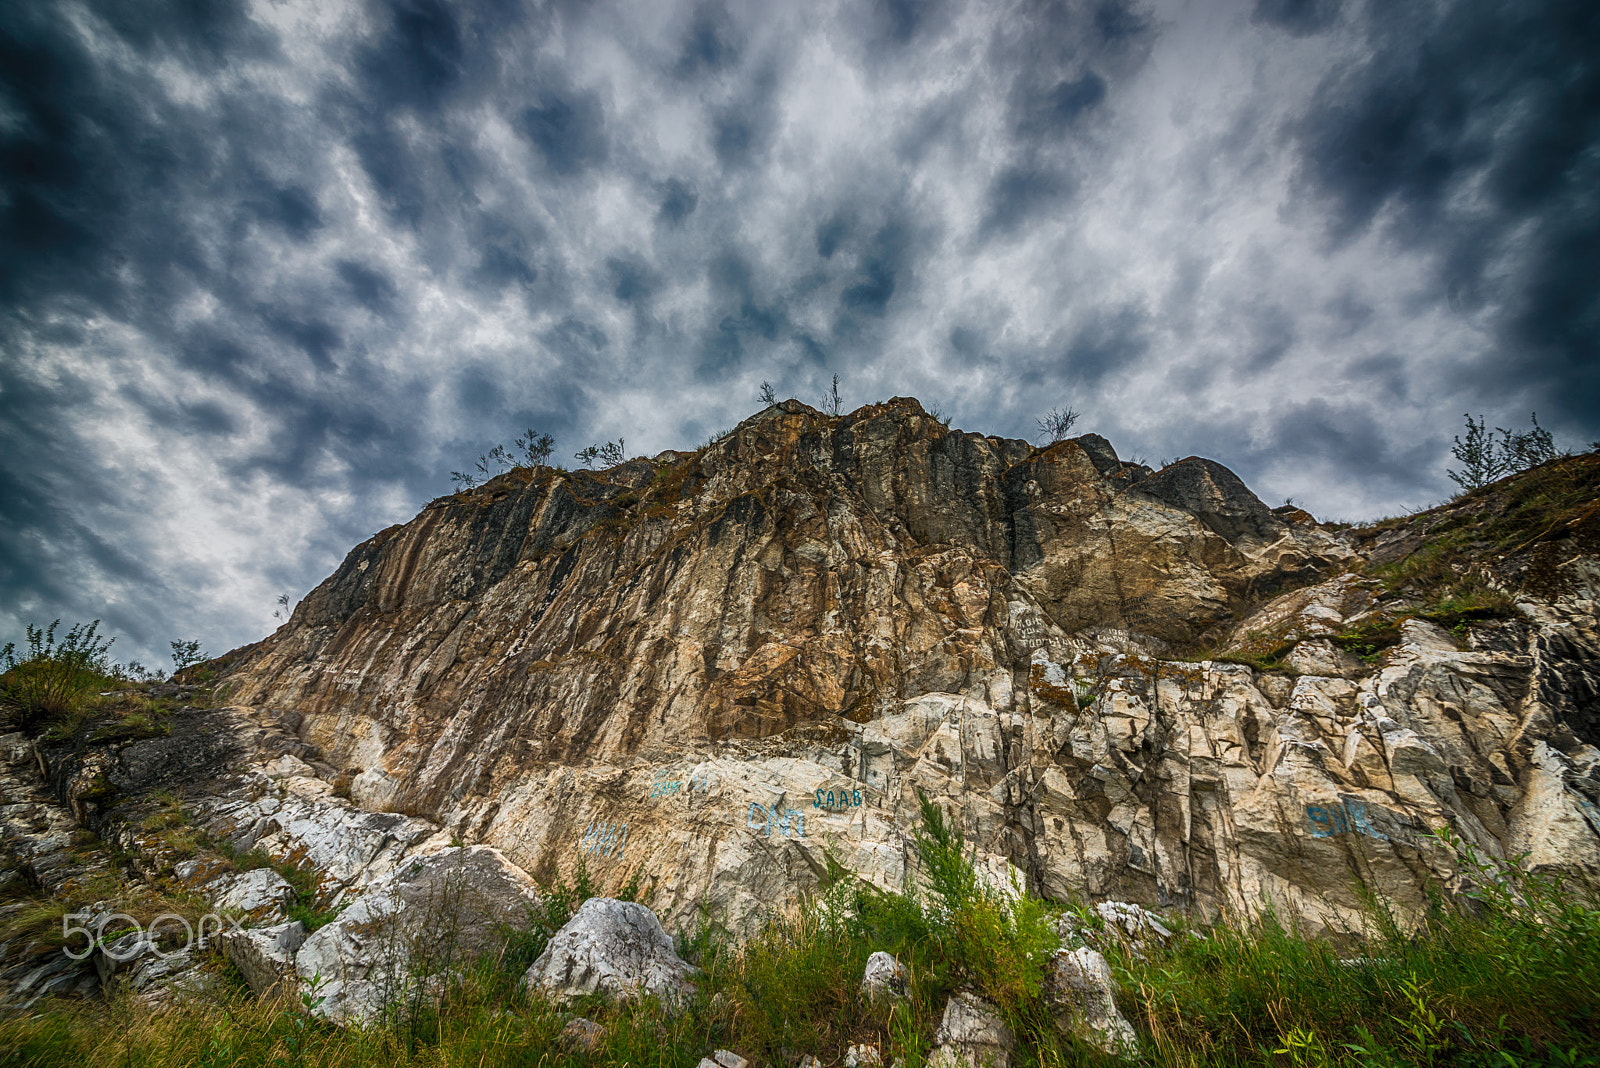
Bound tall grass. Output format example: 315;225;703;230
1126;834;1600;1068
3;820;1596;1068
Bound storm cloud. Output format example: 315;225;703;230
2;0;1595;664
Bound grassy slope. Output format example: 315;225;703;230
4;813;1598;1068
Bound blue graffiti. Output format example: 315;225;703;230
747;802;805;839
579;818;628;859
814;787;863;810
650;773;711;800
1305;801;1387;841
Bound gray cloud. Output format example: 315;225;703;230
1;0;1595;665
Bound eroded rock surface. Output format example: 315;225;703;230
5;403;1598;1015
523;896;697;1007
1047;947;1137;1057
293;845;541;1022
931;991;1018;1068
187;403;1600;935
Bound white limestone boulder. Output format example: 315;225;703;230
1046;947;1137;1057
292;845;540;1023
522;897;697;1007
222;920;307;999
929;991;1017;1068
861;950;909;1002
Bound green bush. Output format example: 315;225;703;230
1;619;115;731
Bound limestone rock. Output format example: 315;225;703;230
1058;901;1175;959
862;949;909;1002
293;845;540;1022
222;921;306;1000
9;407;1589;989
558;1017;606;1054
1047;947;1137;1057
932;991;1017;1068
845;1045;883;1068
206;867;296;922
523;897;697;1007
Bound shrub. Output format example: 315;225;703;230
1449;412;1559;493
822;373;844;416
169;639;207;673
1036;406;1080;444
907;790;1056;1013
1;619;115;731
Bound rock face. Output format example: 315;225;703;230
189;402;1600;935
8;400;1597;1005
522;897;697;1006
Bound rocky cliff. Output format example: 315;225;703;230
9;397;1597;982
157;396;1592;935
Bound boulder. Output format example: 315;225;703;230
207;867;296;922
861;950;909;1002
698;1052;749;1068
1046;947;1137;1057
844;1045;883;1068
293;845;541;1022
523;897;697;1007
222;920;306;999
930;991;1016;1068
558;1017;606;1054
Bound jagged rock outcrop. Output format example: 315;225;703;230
7;401;1598;1004
194;398;1408;930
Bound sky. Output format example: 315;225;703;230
2;0;1596;668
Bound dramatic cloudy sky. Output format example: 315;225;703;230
2;0;1596;666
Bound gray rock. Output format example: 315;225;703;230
1046;947;1137;1057
523;897;697;1008
861;950;909;1002
932;991;1016;1068
711;1051;749;1068
295;845;541;1023
844;1045;883;1068
1058;901;1175;960
207;867;296;922
558;1016;606;1054
222;920;306;999
1131;456;1287;545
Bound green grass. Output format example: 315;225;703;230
1124;837;1600;1067
4;810;1597;1068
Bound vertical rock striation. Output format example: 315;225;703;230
194;399;1599;934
